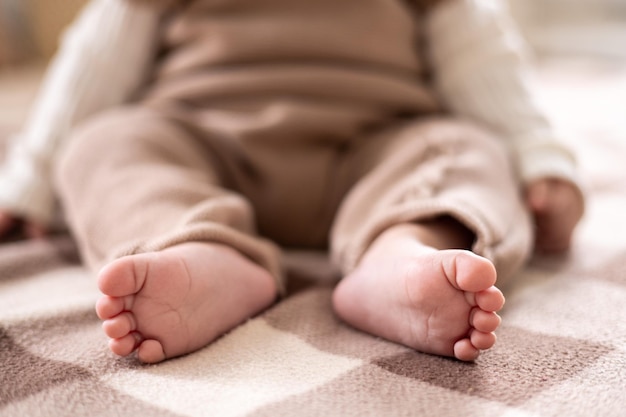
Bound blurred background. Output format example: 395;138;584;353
509;0;626;60
0;0;86;65
0;0;625;65
0;0;86;137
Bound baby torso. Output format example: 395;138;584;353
142;0;442;141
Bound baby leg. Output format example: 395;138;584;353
330;118;533;360
56;107;282;362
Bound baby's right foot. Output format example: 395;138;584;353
333;226;505;361
95;242;277;363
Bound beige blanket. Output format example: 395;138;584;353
1;58;625;416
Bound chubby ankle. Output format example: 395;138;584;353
374;217;475;252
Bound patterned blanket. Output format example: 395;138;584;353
1;59;625;417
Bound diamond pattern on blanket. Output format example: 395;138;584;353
4;309;125;373
0;324;185;417
520;349;626;417
252;361;518;417
502;273;626;347
373;326;613;406
100;319;363;417
0;380;186;417
0;326;91;406
0;265;98;325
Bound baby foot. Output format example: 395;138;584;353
333;232;504;361
95;242;277;363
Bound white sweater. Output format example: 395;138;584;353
0;0;578;226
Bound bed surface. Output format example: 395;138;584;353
1;57;625;417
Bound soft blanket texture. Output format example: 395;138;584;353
1;58;625;416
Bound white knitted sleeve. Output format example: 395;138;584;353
425;0;579;186
0;0;161;225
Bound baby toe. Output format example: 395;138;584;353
109;332;142;357
102;312;137;339
475;286;505;312
98;256;148;296
452;251;497;292
453;338;480;361
470;330;497;350
95;295;127;320
137;339;167;364
470;308;501;333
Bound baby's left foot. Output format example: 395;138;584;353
332;227;504;361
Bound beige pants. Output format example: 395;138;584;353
55;106;533;293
